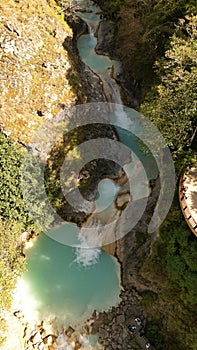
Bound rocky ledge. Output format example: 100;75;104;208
93;2;141;109
92;289;150;350
62;7;106;103
0;0;77;144
9;286;154;350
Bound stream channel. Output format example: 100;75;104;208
14;0;158;348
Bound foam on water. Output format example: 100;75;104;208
73;178;120;265
54;334;72;350
54;333;102;350
74;236;101;267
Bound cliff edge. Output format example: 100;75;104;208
0;0;77;144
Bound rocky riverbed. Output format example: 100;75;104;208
7;285;148;350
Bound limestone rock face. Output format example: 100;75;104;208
116;179;160;289
95;20;116;57
0;0;76;143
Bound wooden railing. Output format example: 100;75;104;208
179;174;197;237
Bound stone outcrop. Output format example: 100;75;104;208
91;289;148;350
95;20;116;57
62;8;106;103
9;288;149;350
0;0;76;144
9;314;102;350
116;179;160;289
93;1;141;109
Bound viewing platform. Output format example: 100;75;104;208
179;164;197;237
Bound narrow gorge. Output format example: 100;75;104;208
1;1;159;349
1;1;196;350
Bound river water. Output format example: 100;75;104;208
15;229;120;328
14;0;158;348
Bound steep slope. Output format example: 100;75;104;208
0;0;76;143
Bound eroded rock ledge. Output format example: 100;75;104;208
62;8;106;103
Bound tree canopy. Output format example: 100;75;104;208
0;220;25;311
141;15;197;171
0;134;28;225
97;0;196;89
0;135;33;313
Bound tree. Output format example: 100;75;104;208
141;15;197;170
0;134;28;225
146;199;197;350
0;133;48;231
155;199;197;306
0;220;25;311
114;0;196;89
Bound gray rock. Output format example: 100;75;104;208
113;61;125;83
117;314;125;324
95;21;116;57
99;327;108;338
108;314;114;322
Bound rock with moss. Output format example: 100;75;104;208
0;0;76;143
